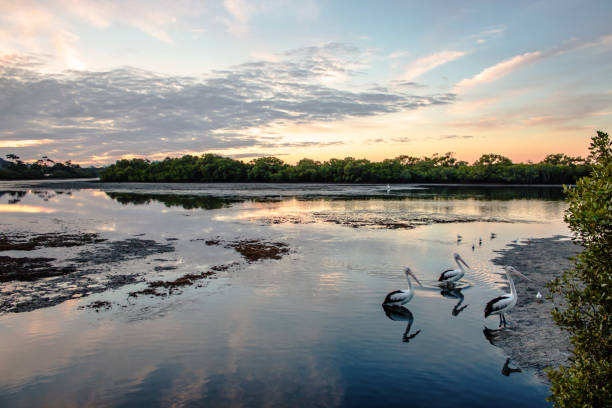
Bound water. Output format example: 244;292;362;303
0;182;568;407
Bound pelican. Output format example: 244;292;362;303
382;305;421;342
438;253;471;286
484;266;531;327
382;267;422;307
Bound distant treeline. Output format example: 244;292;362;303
0;154;100;180
100;152;590;184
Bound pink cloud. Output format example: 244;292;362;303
402;50;466;80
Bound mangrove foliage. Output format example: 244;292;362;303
0;155;100;180
547;131;612;407
100;151;590;184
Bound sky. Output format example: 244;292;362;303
1;0;611;166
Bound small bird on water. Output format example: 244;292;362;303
536;291;543;301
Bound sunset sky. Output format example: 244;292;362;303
1;0;611;165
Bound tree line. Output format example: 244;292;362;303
0;154;100;180
100;151;590;184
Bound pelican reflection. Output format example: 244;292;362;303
501;358;522;376
482;327;523;377
440;287;469;316
382;305;421;343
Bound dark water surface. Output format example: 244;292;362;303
0;182;568;407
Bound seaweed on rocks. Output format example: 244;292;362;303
78;300;112;312
0;256;76;282
129;263;238;298
204;239;290;263
0;236;175;313
0;232;106;251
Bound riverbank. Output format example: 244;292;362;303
489;235;582;381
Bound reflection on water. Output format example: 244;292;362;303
502;358;522;376
441;287;470;316
106;192;240;210
0;204;55;213
0;183;563;407
404;185;566;201
382;305;421;343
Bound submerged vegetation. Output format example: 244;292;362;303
101;151;590;184
0;154;100;179
547;131;612;406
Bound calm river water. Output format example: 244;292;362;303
0;182;569;407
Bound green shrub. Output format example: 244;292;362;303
547;131;612;407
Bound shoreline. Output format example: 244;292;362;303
489;235;582;381
1;178;569;188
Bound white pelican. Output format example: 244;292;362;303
382;305;421;342
382;267;422;307
438;253;471;286
484;266;530;327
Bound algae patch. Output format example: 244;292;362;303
204;238;290;263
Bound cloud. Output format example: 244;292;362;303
219;0;256;35
402;50;467;80
0;1;205;70
0;45;456;163
472;25;506;44
391;137;412;143
0;139;55;148
455;51;543;92
390;80;427;89
390;135;474;143
432;135;474;140
455;33;612;93
388;51;411;59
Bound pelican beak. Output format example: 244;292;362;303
513;270;531;281
459;256;471;269
505;266;531;281
406;268;423;286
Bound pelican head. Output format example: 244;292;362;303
453;253;471;269
404;267;423;286
503;266;531;281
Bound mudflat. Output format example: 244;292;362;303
487;236;582;381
